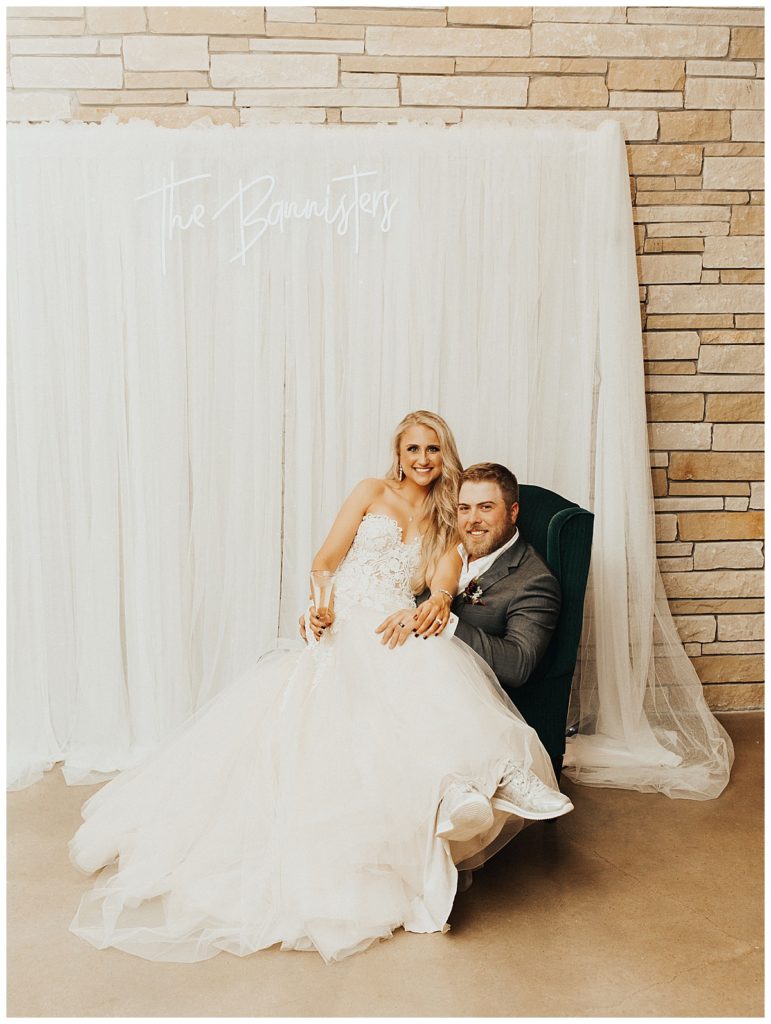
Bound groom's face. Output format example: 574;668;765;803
457;480;519;560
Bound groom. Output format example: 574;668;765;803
436;461;561;691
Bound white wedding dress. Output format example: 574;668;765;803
69;513;570;964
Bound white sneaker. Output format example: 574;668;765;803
436;782;494;842
490;762;574;821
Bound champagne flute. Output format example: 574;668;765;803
309;569;337;624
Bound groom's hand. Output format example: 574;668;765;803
412;593;452;638
375;608;418;649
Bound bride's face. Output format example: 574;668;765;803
398;425;443;489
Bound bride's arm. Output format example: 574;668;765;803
299;479;381;641
414;546;463;637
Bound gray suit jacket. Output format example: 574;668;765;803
422;536;561;691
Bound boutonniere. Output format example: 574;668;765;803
461;578;486;605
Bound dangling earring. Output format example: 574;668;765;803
398;464;404;481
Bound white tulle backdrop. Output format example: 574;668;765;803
8;118;733;798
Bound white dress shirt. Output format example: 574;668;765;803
443;529;519;638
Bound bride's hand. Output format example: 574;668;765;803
375;608;419;649
298;606;334;643
412;593;452;638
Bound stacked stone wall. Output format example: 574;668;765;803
7;7;764;709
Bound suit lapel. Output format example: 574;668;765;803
475;535;526;594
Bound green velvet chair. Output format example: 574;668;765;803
510;484;594;780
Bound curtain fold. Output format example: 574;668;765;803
7;117;733;798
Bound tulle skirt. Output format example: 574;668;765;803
68;606;563;964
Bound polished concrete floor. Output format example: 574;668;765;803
7;712;763;1017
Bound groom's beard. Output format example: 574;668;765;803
463;522;516;560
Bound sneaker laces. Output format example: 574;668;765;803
499;761;548;801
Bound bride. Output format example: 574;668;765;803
68;410;572;965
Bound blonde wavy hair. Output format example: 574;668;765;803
385;410;463;592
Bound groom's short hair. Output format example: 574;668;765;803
460;463;519;509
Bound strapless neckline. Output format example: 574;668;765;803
361;512;422;548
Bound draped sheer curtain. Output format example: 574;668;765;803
8;118;733;798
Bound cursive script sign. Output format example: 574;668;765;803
135;161;399;274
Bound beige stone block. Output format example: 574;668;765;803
695;543;765;570
749;482;764;509
662;568;764;598
340;56;454;73
651;467;668;497
319;8;446;26
402;74;528;106
365;27;530;56
340;72;398;89
608;58;684;90
10;55;122;88
725;497;751;511
637;190;749;206
705;393;764;422
660;239;706;252
455;57;559;72
559;58;608;73
670;597;764;614
703;682;764;710
209;37;250;52
669;451;763;481
6;90;73;121
669;482;750;496
532;24;729;58
646;223;729;238
657;541;694;555
643;332;700;360
267;23;364;39
73;104;239;126
647;285;763;314
610;91;683;109
627;144;703;175
700;270;720;284
240;106;326;123
249;38;364;53
99;38;122;55
647;314;734;329
648;372;762;393
77;88;187;104
682;642;702;655
685;77;763;108
125;71;209;88
703;236;764;269
10;36;98;54
732;109;764;141
730;26;764;59
7;17;85;35
628;7;765;26
123;35;209;71
637;176;677;191
650;452;669;467
702;640;763;654
713;423;765;451
698;345;764;374
721;270;764;284
678;512;764;541
460;108;658;139
658;556;694;571
211;54;337;88
655;514;678;541
693;654;763;682
448;8;532;27
647;392;705;420
705;141;764;155
674;615;717;643
703;156;764;190
266;8;315;23
186;90;234;107
342;106;461;123
735;314;764;327
688;59;756;77
730;205;764;235
528;76;608;107
675;176;703;188
645;360;696;375
649;423;712;450
237;86;399;107
634;204;729;223
658;110;731;141
145;7;264;34
637;256;702;284
83;7;145;33
534;7;626;22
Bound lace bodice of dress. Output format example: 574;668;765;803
333;514;421;619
